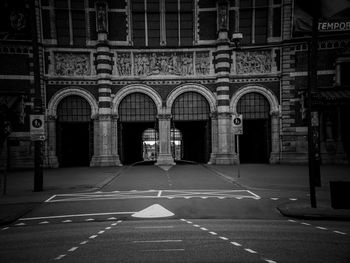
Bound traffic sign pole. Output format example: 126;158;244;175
232;115;243;178
30;1;44;192
236;134;240;178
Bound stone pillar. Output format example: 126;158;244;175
90;1;121;166
212;2;234;164
269;111;280;163
208;112;218;164
45;115;58;168
156;114;175;166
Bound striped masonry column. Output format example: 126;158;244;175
90;24;121;166
213;31;234;164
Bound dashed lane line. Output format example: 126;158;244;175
53;219;122;261
180;219;278;263
133;240;182;243
288;219;348;235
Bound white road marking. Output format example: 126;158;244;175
105;227;111;230
133;240;182;243
132;204;174;218
230;242;242;247
54;221;122;261
54;255;66;260
181;219;277;263
193;224;200;227
135;226;174;229
20;212;134;221
39;221;49;224
270;198;279;200
141;249;185;252
1;227;9;231
85;218;94;222
245;248;257;254
316;226;327;230
62;220;72;223
15;223;26;226
334;231;347;235
47;189;261;202
107;217;117;220
301;222;311;226
288;219;296;223
246;190;261;199
45;195;56;202
200;227;208;231
289;198;297;201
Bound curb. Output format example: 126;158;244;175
277;202;350;221
0;202;40;226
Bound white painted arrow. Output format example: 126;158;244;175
132;204;174;218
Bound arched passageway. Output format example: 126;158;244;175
118;92;158;164
56;95;93;167
237;92;271;163
171;91;211;163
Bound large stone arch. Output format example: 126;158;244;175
230;85;281;164
47;87;98;118
45;87;98;168
230;85;279;115
112;84;163;115
166;83;216;114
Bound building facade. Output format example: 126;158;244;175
1;0;349;169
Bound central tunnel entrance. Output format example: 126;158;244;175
118;93;158;164
171;91;211;163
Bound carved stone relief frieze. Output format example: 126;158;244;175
116;52;131;76
236;51;272;75
115;51;212;77
133;52;194;76
195;51;211;75
54;53;91;76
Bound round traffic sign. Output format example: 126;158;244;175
233;117;241;126
32;119;43;128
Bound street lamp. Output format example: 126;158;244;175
231;33;243;50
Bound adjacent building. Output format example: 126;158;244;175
1;0;349;169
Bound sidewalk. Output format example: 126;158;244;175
0;166;123;225
206;164;350;220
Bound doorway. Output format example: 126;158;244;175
237;92;271;163
171;92;211;163
56;95;93;167
118;92;158;164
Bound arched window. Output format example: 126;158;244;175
237;92;270;119
172;91;210;121
57;95;91;122
119;93;157;122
